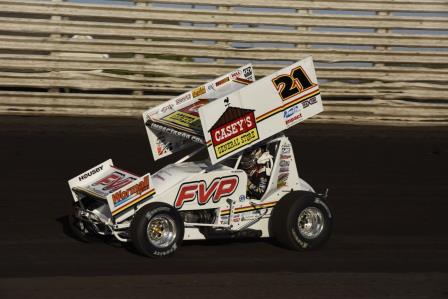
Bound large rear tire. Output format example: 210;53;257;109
130;203;184;257
270;191;333;250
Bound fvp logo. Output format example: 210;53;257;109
174;176;239;208
92;171;134;192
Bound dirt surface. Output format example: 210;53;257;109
0;116;447;298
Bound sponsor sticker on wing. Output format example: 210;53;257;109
159;100;208;131
283;104;302;126
87;170;137;197
111;175;150;207
209;106;259;158
107;174;155;217
192;85;206;98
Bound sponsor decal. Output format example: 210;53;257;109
286;113;302;125
174;176;239;208
112;175;150;207
89;171;136;197
255;89;320;123
241;210;259;221
277;172;289;188
239;195;246;202
175;93;192;105
230;70;242;80
283;105;299;118
209;106;259;159
215;76;230;87
164;112;201;130
150;122;204;144
78;165;103;181
292;228;308;248
302;96;317;109
192;85;206;98
111;186;155;218
280;160;290;167
182;100;205;115
155;136;172;156
160;103;174;114
233;77;252;85
161;100;207;131
233;214;241;223
207;83;215;92
243;66;252;78
272;66;315;101
283;104;302;125
220;215;229;225
277;146;291;187
279;167;290;173
281;144;291;154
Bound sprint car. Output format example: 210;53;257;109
68;57;333;257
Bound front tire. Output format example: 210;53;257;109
130;203;184;257
270;191;333;250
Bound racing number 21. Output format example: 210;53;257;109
272;67;315;101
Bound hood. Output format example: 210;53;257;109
151;161;210;195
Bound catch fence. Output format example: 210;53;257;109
0;0;447;124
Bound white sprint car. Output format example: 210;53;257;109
68;57;333;257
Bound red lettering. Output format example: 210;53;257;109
174;183;198;208
211;112;256;145
175;176;239;208
93;173;122;186
92;171;135;193
103;178;134;192
214;177;238;202
197;180;219;204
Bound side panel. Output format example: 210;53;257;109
267;137;301;195
199;56;323;164
169;170;247;212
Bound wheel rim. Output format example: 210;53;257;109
146;214;177;248
297;207;325;239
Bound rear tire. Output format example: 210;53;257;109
130;203;184;257
270;191;332;250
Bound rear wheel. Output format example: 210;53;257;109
270;191;332;250
130;203;184;257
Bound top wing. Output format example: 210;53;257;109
143;64;255;160
199;56;323;164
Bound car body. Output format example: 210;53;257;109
68;57;333;257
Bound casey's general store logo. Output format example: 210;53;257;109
209;104;259;158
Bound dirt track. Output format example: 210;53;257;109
0;116;447;298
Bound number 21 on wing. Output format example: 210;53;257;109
272;67;315;101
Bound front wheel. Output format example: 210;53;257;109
270;191;333;250
130;203;184;257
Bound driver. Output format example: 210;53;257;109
240;146;273;199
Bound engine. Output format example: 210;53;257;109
180;209;216;224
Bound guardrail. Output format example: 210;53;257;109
0;0;447;124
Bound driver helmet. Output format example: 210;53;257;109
240;147;263;171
